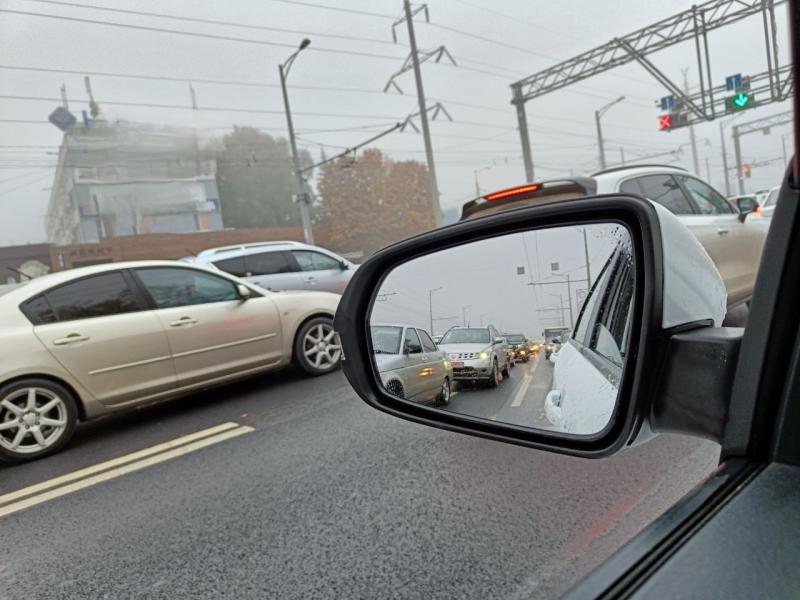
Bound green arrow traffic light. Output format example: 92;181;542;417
728;91;753;111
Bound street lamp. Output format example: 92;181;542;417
279;38;314;245
473;165;491;196
594;96;625;170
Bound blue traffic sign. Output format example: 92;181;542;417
725;73;742;91
660;95;675;111
48;106;77;131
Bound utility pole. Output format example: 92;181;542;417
682;68;700;175
732;124;745;195
581;228;592;286
60;84;68;110
462;304;472;326
512;84;534;182
782;133;789;166
279;39;314;245
706;157;712;183
429;286;443;336
619;147;625;166
401;0;442;226
719;121;731;196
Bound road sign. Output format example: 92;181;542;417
660;95;675;111
659;114;673;130
725;73;742;91
48;106;77;131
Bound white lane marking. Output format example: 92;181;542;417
511;374;532;407
0;423;252;518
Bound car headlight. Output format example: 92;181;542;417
478;351;490;359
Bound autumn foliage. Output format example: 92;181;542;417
318;149;436;257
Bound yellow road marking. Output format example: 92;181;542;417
0;422;253;518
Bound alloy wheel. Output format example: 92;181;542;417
303;322;342;370
0;387;68;455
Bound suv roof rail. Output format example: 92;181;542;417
590;163;688;177
198;240;303;256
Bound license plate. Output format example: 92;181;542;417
452;361;464;368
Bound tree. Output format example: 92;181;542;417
318;149;435;256
214;126;312;229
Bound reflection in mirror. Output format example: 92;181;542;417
369;223;634;436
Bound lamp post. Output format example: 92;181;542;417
279;38;314;244
473;166;491;196
594;96;625;170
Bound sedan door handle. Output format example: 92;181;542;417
717;227;729;235
169;316;198;327
53;333;90;345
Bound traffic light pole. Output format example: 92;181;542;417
719;121;732;196
732;124;745;195
512;84;534;182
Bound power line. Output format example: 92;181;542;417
266;0;396;19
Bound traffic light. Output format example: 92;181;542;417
658;114;673;130
727;91;754;112
742;164;752;178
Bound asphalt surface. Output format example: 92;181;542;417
445;353;554;429
0;363;719;599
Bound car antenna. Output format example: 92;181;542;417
184;248;197;257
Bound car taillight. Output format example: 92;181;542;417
485;183;541;202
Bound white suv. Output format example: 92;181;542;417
461;165;769;309
187;241;357;294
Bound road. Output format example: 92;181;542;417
0;365;719;599
444;353;554;429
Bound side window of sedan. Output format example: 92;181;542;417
136;268;239;308
404;328;423;354
43;272;142;322
417;329;438;353
678;176;734;214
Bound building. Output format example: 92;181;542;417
0;243;52;285
45;118;222;244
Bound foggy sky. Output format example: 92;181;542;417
0;0;794;245
371;223;622;338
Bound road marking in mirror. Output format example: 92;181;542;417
0;421;254;519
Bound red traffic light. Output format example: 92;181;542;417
658;114;673;130
742;164;752;178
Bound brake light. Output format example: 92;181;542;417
485;183;541;202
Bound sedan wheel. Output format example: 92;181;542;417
0;379;77;463
437;378;451;406
294;317;342;376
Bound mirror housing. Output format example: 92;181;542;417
494;337;504;344
334;195;730;458
236;283;252;299
736;196;759;222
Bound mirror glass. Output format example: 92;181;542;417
368;223;634;436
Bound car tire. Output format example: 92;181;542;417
487;360;499;389
501;361;510;379
0;378;78;464
385;379;404;399
436;377;451;406
294;316;341;376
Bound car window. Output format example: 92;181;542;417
678;176;734;214
622;175;695;215
245;251;293;276
136;268;239;308
505;334;526;344
588;247;634;368
403;328;423;354
212;255;247;277
20;294;58;325
44;272;141;322
573;258;615;346
370;325;402;354
764;188;780;208
417;329;438;352
292;250;342;272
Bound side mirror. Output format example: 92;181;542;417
236;283;252;299
339;261;349;271
736;196;759;222
334;195;730;458
494;337;504;345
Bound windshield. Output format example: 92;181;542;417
370;325;402;354
764;188;780;208
505;334;526;343
440;328;491;344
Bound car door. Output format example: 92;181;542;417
243;250;304;292
417;328;444;400
30;270;176;406
290;249;350;294
133;266;283;387
402;327;426;400
676;174;766;305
